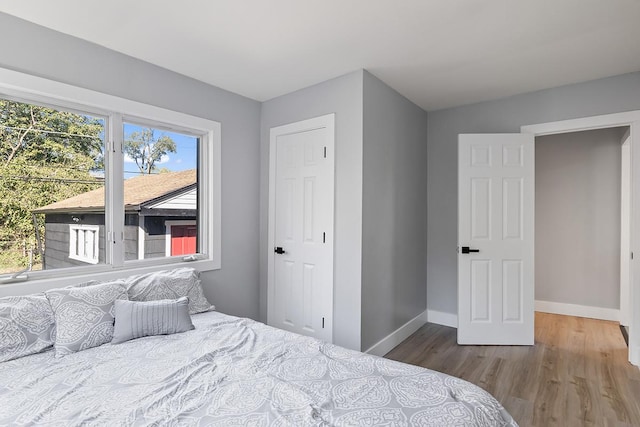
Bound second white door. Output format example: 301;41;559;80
268;114;335;343
458;133;535;345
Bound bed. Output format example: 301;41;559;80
0;308;517;426
1;269;517;426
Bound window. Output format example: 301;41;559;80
122;123;200;262
0;98;106;273
0;67;221;282
69;225;100;264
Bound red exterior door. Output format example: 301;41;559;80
171;225;197;256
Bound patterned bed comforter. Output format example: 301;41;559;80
0;311;517;426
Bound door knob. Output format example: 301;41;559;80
461;246;480;254
274;247;286;254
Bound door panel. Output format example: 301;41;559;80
171;225;197;256
471;178;491;239
471;259;491;322
503;178;523;239
458;134;534;345
502;260;523;322
268;115;334;343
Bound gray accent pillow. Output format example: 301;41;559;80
124;267;213;314
45;281;128;357
111;297;194;344
0;294;55;362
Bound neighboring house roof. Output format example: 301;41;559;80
34;169;197;214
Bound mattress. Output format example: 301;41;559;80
0;310;517;426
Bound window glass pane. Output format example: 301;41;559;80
0;98;105;274
122;123;198;261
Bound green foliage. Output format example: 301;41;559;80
0;101;103;166
0;99;104;272
124;128;176;174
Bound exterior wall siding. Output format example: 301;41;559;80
147;188;197;210
42;222;106;270
41;213;196;268
145;235;167;259
124;225;138;261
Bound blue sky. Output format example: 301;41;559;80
123;123;198;179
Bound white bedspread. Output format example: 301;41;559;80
0;311;517;426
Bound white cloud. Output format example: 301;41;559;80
123;153;169;164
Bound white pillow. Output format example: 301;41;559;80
123;268;213;314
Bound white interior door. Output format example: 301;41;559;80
267;114;335;343
458;133;535;345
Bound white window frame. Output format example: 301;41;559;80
69;224;100;264
0;67;221;287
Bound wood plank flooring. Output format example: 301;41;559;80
384;312;640;427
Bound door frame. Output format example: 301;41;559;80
621;132;631;328
522;110;640;367
267;113;336;340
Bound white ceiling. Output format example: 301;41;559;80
1;0;639;111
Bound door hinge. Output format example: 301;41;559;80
324;147;327;158
632;252;634;260
323;232;326;243
322;317;325;329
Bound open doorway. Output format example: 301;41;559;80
456;113;639;365
522;112;640;367
535;126;630;332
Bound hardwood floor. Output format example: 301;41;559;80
384;312;640;427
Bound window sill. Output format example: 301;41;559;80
0;258;219;297
68;255;100;265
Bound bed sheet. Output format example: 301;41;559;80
0;310;517;426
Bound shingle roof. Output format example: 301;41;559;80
34;169;196;213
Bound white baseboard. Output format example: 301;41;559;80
365;302;618;356
426;309;458;328
418;302;618;328
535;300;619;322
365;310;428;357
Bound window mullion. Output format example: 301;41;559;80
107;113;125;267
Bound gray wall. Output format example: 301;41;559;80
260;71;364;350
0;13;262;320
537;127;625;309
361;71;428;350
427;71;640;315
